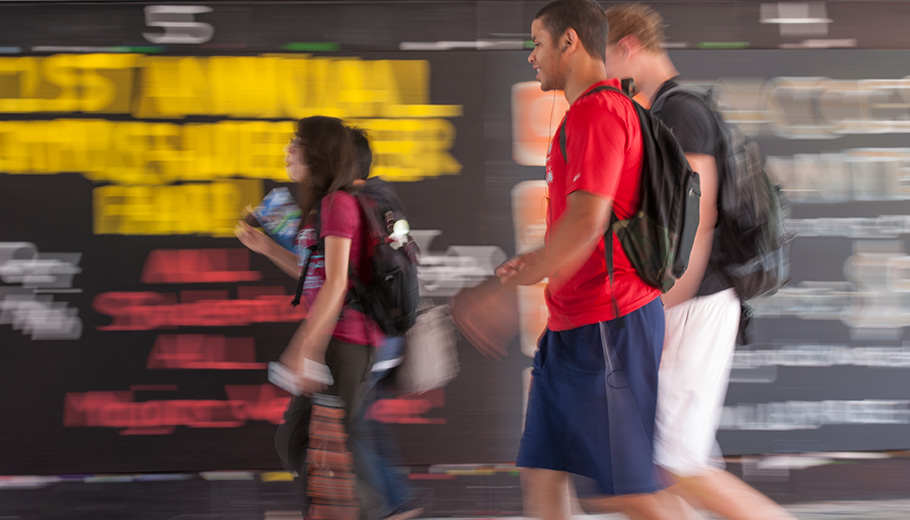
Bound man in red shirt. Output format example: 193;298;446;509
496;1;684;518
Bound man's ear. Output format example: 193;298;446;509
617;34;641;57
562;28;579;52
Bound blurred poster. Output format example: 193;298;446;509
1;2;908;475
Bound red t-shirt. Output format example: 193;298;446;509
544;79;661;331
296;190;384;346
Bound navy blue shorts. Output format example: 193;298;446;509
516;298;667;496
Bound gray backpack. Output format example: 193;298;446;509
653;84;794;300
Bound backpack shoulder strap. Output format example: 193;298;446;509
352;190;388;244
651;81;717;121
290;210;322;308
558;84;626;162
649;83;681;114
344;190;377;305
650;78;715;113
556;84;634;325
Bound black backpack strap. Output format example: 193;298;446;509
290;211;322;308
343;191;376;307
649;79;682;114
558;84;626;162
290;270;306;307
557;83;632;326
603;225;624;327
737;302;754;346
651;80;720;128
557;85;626;226
558;118;568;163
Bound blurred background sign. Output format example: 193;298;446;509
0;1;908;475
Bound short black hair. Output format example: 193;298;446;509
350;127;373;181
535;0;608;62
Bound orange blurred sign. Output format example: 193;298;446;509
511;81;649;167
511;180;550;357
511;82;569;166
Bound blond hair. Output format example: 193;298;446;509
605;3;666;52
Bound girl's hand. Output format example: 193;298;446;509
280;344;331;396
299;357;331;396
235;220;277;256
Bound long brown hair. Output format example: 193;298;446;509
293;116;357;220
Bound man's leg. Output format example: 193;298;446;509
355;337;420;518
556;302;691;520
669;470;797;520
581;491;701;520
658;289;794;519
521;468;571;520
515;329;574;520
574;300;693;520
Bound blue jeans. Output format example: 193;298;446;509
353;336;415;515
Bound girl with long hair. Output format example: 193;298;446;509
236;115;385;515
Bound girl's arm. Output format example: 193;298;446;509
280;234;351;395
235;220;300;279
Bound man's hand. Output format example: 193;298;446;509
450;277;519;360
495;250;545;287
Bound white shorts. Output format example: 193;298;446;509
655;288;740;477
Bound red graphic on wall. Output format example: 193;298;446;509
147;334;266;370
67;248;451;438
92;288;307;330
64;385;290;435
367;389;447;425
141;249;262;284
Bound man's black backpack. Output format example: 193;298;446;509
558;85;701;301
652;84;793;300
292;179;420;337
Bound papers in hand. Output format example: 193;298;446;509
246;188;302;252
268;361;334;396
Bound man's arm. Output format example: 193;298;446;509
661;152;718;308
496;190;611;286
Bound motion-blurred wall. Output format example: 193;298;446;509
1;1;908;475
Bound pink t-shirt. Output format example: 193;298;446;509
544;79;661;331
296;190;385;346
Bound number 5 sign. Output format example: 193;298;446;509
142;5;214;44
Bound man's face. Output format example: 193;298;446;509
603;43;629;80
528;18;564;91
